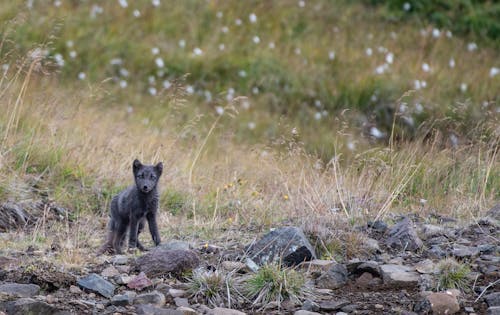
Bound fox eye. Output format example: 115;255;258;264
139;174;145;179
150;174;156;180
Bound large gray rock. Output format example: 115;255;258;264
452;244;480;258
385;217;423;251
380;264;420;287
318;299;350;311
487;307;500;315
77;273;115;298
135;249;200;277
246;227;316;266
315;263;348;289
4;298;59;315
0;283;40;298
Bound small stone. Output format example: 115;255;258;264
385;217;423;251
380;264;420;287
96;303;105;310
315;264;348;289
112;255;129;265
110;293;133;306
46;294;56;304
245;258;259;272
101;265;120;278
421;224;449;239
300;259;336;273
415;259;436;274
174;297;190;307
294;311;322;315
487;307;500;315
319;299;350;311
0;283;40;298
77;273;115;298
301;299;319;312
114;274;133;285
465;306;474;312
452;245;480;258
136;304;183;315
367;220;388;233
485;292;500;307
426;292;460;315
169;288;187;298
135;249;200;277
362;237;381;253
374;304;384;309
208;307;246;315
128;272;153;290
134;290;166;306
177;306;198;314
116;264;131;273
221;261;248;273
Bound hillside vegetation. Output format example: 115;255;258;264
0;0;498;257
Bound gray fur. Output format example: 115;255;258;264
98;159;163;254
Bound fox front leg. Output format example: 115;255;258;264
147;211;161;246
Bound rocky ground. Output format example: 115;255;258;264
0;204;499;315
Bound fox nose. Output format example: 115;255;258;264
143;185;148;190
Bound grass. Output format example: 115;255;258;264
244;264;309;308
436;258;471;292
0;1;498;266
187;268;239;308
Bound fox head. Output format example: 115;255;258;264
133;159;163;193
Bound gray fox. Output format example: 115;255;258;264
98;159;163;254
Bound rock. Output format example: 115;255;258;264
77;273;115;298
0;202;32;231
426;292;460;315
221;261;248;273
294;311;322;315
4;298;59;315
315;263;348;289
176;306;198;314
362;237;381;253
485;204;500;221
347;260;381;277
244;258;259;272
367;220;388;233
301;299;320;312
415;259;436;274
485;292;500;307
134;291;166;306
208;307;246;315
128;272;153;290
168;288;187;298
427;245;447;258
380;264;420;287
0;283;40;298
174;297;190;308
112;255;129;265
420;224;450;240
385;217;423;251
300;259;336;273
355;272;382;287
136;304;183;315
135;249;200;277
246;226;316;266
159;241;190;251
318;299;350;311
452;244;480;258
110;293;134;306
69;285;82;294
115;274;133;285
478;244;496;254
101;265;120;278
487;307;500;315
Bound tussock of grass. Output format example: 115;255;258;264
436;258;471;292
244;264;309;308
187;268;239;308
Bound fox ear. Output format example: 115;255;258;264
133;159;143;173
155;162;163;176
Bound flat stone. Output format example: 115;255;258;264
168;288;187;298
208;307;246;315
174;297;190;308
77;273;115;298
300;259;336;273
110;293;133;306
415;259;436;274
301;299;320;312
101;265;120;278
380;264;420;287
315;263;348;289
112;255;129;265
176;306;198;314
420;224;450;240
221;261;248;273
159;241;191;251
115;274;133;285
136;304;183;315
294;311;322;315
69;285;82;294
487;306;500;315
127;272;153;290
134;291;166;306
452;244;480;258
0;283;40;298
246;226;316;266
485;292;500;307
4;298;59;315
319;299;350;311
426;292;460;315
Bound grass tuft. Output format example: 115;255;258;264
436;258;471;292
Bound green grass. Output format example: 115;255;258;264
436;258;471;292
